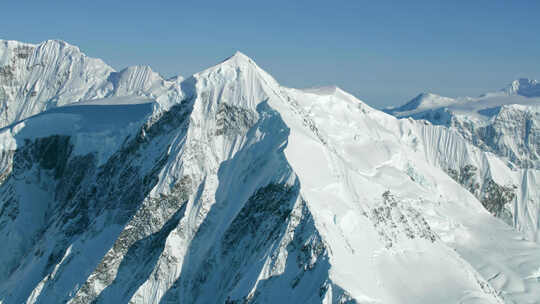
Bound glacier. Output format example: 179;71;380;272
0;40;540;303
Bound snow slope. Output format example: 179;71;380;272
386;81;540;245
385;82;540;174
0;39;182;128
0;46;539;303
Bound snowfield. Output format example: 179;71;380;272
0;40;539;303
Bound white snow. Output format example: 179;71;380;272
0;40;539;303
386;83;540;121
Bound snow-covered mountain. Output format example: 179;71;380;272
502;78;540;97
0;39;181;128
1;41;540;303
386;82;540;240
385;81;540;169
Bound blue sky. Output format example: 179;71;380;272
2;1;540;107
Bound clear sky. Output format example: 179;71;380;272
2;0;540;107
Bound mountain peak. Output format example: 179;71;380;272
37;39;82;52
503;78;540;97
219;51;255;66
3;38;540;304
388;92;455;114
41;39;70;46
195;50;279;90
218;51;257;67
232;50;251;60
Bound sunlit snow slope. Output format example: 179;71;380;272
0;39;182;128
0;41;539;303
386;82;540;243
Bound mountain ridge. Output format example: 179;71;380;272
0;39;185;128
0;39;539;303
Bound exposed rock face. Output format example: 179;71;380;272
449;105;540;169
370;191;437;249
446;165;516;225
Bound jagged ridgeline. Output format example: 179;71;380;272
0;39;182;129
0;39;540;303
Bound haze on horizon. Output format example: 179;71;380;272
2;0;539;108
